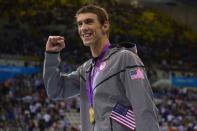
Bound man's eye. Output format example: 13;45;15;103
85;19;94;24
77;22;82;26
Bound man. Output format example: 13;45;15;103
43;4;160;131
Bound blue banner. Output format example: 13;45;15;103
171;76;197;87
0;66;41;82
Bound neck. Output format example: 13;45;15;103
90;37;109;57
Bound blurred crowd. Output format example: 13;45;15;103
0;2;197;131
0;73;80;131
154;87;197;131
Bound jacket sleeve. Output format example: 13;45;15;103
119;50;160;131
43;52;80;100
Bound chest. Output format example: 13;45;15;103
88;60;113;91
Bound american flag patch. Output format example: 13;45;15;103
130;68;144;80
110;103;136;130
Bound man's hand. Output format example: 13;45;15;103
46;36;65;52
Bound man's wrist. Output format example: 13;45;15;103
45;50;60;54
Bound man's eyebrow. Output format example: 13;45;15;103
77;18;94;23
85;18;94;21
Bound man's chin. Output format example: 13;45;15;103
83;41;92;47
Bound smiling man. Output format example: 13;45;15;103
43;4;160;131
76;12;109;57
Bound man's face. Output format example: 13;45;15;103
76;13;107;47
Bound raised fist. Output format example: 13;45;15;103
46;36;65;52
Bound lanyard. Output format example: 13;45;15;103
87;43;110;107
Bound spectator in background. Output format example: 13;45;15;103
43;4;159;131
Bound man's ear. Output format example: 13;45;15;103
102;21;109;33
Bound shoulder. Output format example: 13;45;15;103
112;47;140;61
113;48;144;67
118;48;137;57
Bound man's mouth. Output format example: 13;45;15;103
82;31;93;40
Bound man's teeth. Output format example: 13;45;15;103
83;33;92;37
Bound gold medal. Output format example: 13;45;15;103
89;107;95;124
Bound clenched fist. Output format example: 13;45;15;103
46;36;65;52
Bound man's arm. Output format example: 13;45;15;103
43;36;80;100
119;50;160;131
43;52;80;100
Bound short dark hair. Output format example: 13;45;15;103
75;4;109;25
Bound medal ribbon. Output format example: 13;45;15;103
87;43;110;107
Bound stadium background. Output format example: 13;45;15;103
0;0;196;130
